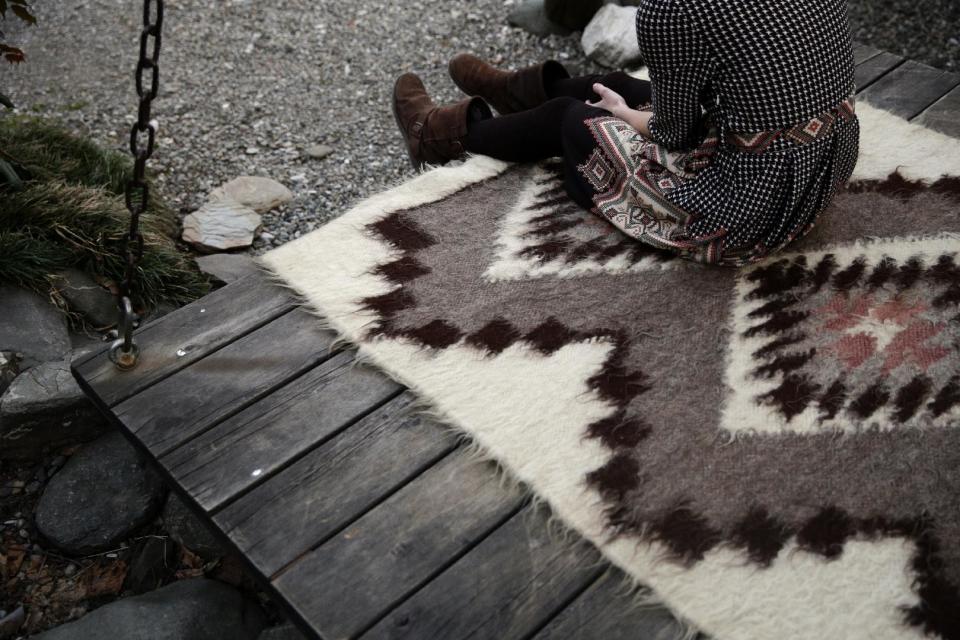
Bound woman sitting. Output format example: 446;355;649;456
391;0;860;266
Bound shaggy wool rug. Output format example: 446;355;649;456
260;101;960;640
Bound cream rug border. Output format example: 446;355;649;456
257;101;958;640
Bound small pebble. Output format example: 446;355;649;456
305;143;334;159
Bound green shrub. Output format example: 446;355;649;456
0;116;209;315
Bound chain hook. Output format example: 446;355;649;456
110;296;141;370
114;0;164;370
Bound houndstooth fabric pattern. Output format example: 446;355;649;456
632;0;860;261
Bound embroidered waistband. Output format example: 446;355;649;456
727;95;857;153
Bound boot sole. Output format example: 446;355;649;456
391;76;426;173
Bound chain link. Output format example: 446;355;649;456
111;0;164;370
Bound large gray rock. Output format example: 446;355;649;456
195;253;260;285
182;199;263;253
545;0;603;30
258;624;307;640
582;4;643;69
0;358;108;458
507;0;571;36
35;431;167;554
209;176;293;214
31;578;267;640
162;493;225;560
53;268;117;328
0;285;71;369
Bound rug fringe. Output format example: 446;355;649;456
256;302;705;638
399;385;703;640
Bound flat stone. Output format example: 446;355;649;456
545;0;603;31
209;176;293;213
0;606;25;638
124;536;178;594
258;623;307;640
35;431;167;554
0;286;71;369
195;253;260;284
0;358;108;459
182;199;263;253
507;0;571;37
31;578;267;640
582;4;643;69
304;143;334;159
69;330;106;356
52;268;117;328
0;351;19;397
162;493;225;560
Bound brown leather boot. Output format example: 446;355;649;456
392;72;492;171
448;53;570;115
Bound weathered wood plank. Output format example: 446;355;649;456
853;42;881;66
533;570;686;640
112;308;337;456
74;272;294;407
854;51;903;92
915;84;960;138
214;392;459;577
359;506;604;640
859;59;960;119
161;350;403;512
274;448;526;639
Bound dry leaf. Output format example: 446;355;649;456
2;545;27;580
174;547;205;580
84;561;128;598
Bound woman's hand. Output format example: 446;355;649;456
586;83;628;116
587;82;653;137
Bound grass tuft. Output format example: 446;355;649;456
0;116;209;316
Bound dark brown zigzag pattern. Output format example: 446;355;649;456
519;167;676;269
359;177;960;639
604;502;960;636
846;171;960;204
744;252;960;425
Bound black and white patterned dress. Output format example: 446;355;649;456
564;0;860;266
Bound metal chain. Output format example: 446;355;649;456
110;0;164;370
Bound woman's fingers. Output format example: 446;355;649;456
589;83;613;108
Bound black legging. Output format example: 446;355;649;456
464;71;652;163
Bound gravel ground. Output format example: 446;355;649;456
1;1;956;255
848;0;960;71
1;0;603;254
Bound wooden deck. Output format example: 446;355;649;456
71;46;960;640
